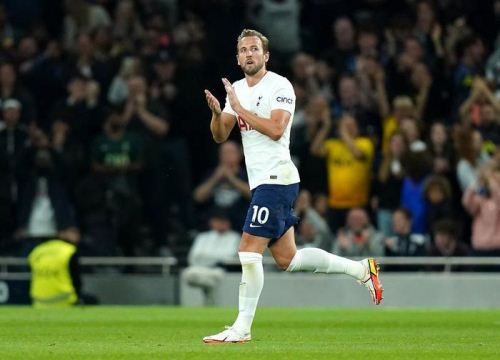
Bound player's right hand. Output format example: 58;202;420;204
204;89;222;116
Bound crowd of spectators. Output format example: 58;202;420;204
0;0;499;265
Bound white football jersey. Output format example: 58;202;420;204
222;71;300;190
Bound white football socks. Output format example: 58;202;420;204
232;252;264;334
286;248;366;280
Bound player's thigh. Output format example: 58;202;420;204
242;184;299;240
269;227;297;270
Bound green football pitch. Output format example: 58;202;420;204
1;307;499;359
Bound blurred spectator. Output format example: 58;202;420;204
454;126;490;192
333;208;384;257
184;209;240;305
385;208;429;256
400;150;433;234
321;16;357;75
28;228;98;308
16;128;76;242
413;0;445;61
453;34;486;111
399;116;427;152
294;189;332;250
247;0;301;68
331;74;380;138
63;0;111;51
380;96;417;155
312;192;329;224
50;75;105;186
19;41;70;127
112;0;144;52
0;99;30;247
69;32;114;95
290;53;321;98
0;3;19;52
475;103;500;155
372;131;407;237
311;114;374;231
423;175;454;232
107;56;142;106
485;45;500;99
0;62;37;125
459;77;500;128
462;163;500;256
291;94;329;193
428;219;469;257
386;37;432;121
123;75;170;251
427;122;455;177
194;141;250;230
89;110;143;256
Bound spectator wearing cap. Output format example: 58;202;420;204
0;62;36;125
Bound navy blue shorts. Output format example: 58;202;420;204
242;183;300;244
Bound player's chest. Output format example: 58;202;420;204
237;88;271;116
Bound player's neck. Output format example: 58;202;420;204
245;68;268;87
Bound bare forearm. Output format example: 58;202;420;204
342;135;365;159
235;107;285;141
462;186;479;215
194;175;219;202
210;113;231;143
310;125;329;156
137;109;168;136
226;175;251;198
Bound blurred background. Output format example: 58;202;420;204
0;0;499;307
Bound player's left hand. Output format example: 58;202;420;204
222;78;241;113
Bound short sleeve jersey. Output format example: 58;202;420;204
222;71;300;190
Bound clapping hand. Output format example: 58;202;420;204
221;78;242;113
204;89;222;116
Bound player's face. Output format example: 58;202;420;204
237;36;269;76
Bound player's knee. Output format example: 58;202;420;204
275;256;292;271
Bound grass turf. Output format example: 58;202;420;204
1;307;499;359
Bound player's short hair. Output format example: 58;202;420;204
237;29;269;53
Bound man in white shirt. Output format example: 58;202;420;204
202;29;383;344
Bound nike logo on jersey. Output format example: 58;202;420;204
249;223;262;228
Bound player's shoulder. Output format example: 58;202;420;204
267;71;293;88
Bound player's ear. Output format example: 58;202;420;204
264;52;269;63
236;54;240;66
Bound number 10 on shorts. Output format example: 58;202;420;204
251;205;269;224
